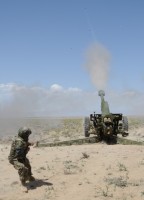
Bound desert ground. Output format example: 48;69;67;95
1;116;144;200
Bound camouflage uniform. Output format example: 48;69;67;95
8;127;35;186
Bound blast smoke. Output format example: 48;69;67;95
85;43;111;90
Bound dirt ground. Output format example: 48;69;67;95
1;116;144;200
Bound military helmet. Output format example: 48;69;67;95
18;127;32;140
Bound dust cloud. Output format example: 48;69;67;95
85;43;111;90
0;84;96;138
0;84;96;118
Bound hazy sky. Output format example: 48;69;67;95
0;0;144;117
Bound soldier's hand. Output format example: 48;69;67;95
29;141;38;147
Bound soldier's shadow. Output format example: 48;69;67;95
27;179;53;190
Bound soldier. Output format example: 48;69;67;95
8;127;35;192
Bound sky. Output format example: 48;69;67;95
0;0;144;117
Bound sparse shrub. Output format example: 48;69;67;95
104;175;128;188
95;185;113;197
63;160;79;174
81;152;90;159
117;162;127;171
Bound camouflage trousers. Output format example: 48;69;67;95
13;157;32;184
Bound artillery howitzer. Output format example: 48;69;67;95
84;90;128;143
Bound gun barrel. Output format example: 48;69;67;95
98;90;110;116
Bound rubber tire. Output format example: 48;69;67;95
122;116;128;131
84;117;90;137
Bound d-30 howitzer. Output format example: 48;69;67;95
84;90;128;142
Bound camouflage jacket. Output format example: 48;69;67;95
8;136;30;164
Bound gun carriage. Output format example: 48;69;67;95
84;90;128;142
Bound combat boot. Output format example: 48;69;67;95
27;175;35;182
20;178;28;193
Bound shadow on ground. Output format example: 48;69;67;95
27;179;53;190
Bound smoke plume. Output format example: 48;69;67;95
85;43;111;90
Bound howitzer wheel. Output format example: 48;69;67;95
84;117;90;137
121;116;129;137
122;116;128;131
